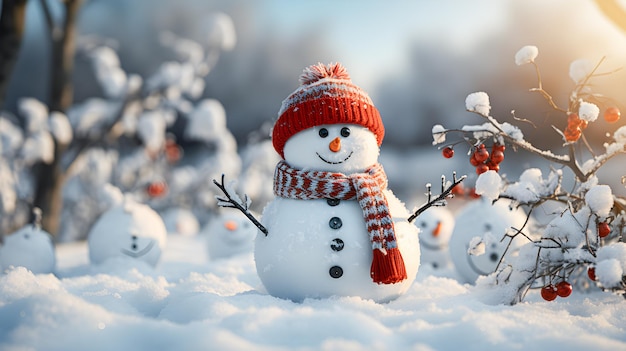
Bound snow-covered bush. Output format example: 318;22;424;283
1;13;240;241
433;46;625;304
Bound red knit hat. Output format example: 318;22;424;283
272;62;384;158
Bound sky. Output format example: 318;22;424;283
252;0;626;94
258;0;509;91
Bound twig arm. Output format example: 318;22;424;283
408;173;466;223
213;174;268;236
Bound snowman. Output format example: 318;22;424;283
88;198;167;267
204;210;256;260
414;206;454;271
216;63;432;302
0;209;56;274
448;197;527;284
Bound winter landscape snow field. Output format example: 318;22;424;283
1;232;625;351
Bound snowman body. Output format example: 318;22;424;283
256;124;420;302
258;191;419;302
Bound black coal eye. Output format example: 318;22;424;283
318;128;329;138
340;127;350;137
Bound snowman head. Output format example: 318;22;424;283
272;62;384;172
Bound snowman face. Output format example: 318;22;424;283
416;207;453;250
283;124;379;173
449;199;527;284
88;203;167;267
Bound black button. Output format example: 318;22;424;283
330;238;344;251
327;199;340;206
329;217;342;229
329;266;343;278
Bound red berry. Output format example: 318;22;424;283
490;150;505;164
442;146;454;159
147;181;168;198
469;188;482;199
556;281;572;298
567;113;581;127
541;285;558;301
474;145;489;163
604;107;621;123
564;127;581;142
469;154;481;166
486;160;500;172
451;182;465;196
587;267;596;281
476;164;489;174
598;222;611;238
492;143;505;152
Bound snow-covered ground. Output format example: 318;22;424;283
1;232;625;351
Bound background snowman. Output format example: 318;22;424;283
448;197;528;284
0;209;55;275
414;206;455;272
217;62;440;302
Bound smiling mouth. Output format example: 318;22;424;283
465;244;492;276
316;151;353;164
121;240;156;258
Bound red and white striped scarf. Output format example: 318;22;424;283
273;160;407;284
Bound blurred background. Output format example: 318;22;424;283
1;0;626;237
5;0;626;145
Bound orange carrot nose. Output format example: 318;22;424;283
432;221;442;237
329;137;341;152
224;220;238;231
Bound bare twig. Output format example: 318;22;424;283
408;172;466;223
213;174;268;236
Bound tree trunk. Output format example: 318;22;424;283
34;0;82;236
0;0;28;109
49;0;81;112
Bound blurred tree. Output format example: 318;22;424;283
0;0;28;108
33;0;83;235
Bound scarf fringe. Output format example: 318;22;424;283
371;248;407;284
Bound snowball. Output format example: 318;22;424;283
596;259;624;288
514;45;538;66
19;98;48;133
48;112;73;144
465;92;491;116
137;111;167;152
613;126;626;144
431;124;446;145
519;168;543;187
569;59;593;84
185;99;227;142
21;131;54;165
0;161;17;212
205;12;237;51
585;185;613;217
475;171;502;201
578;101;599;122
597;242;626;271
160;32;204;65
0;118;24;153
91;46;127;98
462;122;524;142
500;122;524;141
468;236;485;256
